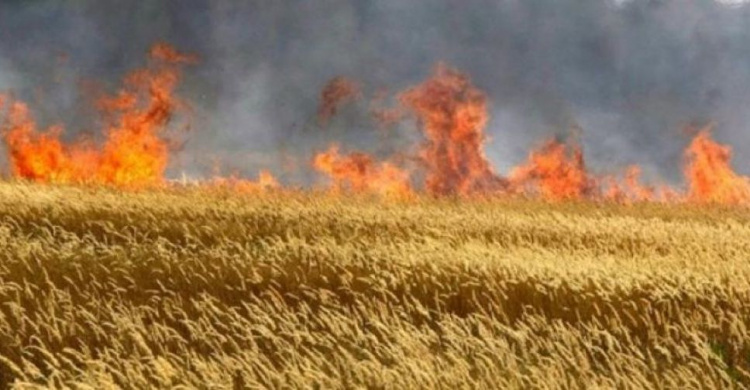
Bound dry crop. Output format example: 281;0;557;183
0;182;748;389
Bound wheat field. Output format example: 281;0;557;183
0;182;749;389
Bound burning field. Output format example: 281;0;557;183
2;45;749;204
1;42;750;388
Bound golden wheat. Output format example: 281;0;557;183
0;181;748;389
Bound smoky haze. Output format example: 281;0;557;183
1;0;749;185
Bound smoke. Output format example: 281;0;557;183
0;59;18;173
1;0;750;184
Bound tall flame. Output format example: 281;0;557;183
684;129;750;205
400;64;505;196
0;42;194;188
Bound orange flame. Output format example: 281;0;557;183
509;138;593;201
7;53;750;208
0;42;194;188
400;64;505;196
603;165;655;203
0;98;102;183
313;144;411;196
684;129;750;205
211;170;280;193
257;170;280;188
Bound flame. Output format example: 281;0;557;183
603;166;656;203
317;77;361;126
6;52;750;208
509;138;593;201
96;43;195;187
600;165;660;203
313;144;411;197
684;129;750;205
0;42;193;188
257;170;280;188
211;170;280;193
400;64;505;196
0;100;98;183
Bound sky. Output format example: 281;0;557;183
1;0;750;183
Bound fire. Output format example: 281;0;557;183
313;144;411;196
96;43;195;187
5;48;750;208
211;170;280;193
257;170;280;188
603;166;655;203
400;64;505;196
317;77;361;126
509;138;593;201
0;100;98;183
0;42;194;188
684;129;750;205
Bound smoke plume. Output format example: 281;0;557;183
1;0;750;185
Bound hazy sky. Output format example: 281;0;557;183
1;0;750;183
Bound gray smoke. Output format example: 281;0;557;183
1;0;749;184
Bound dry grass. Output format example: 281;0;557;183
0;182;749;389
